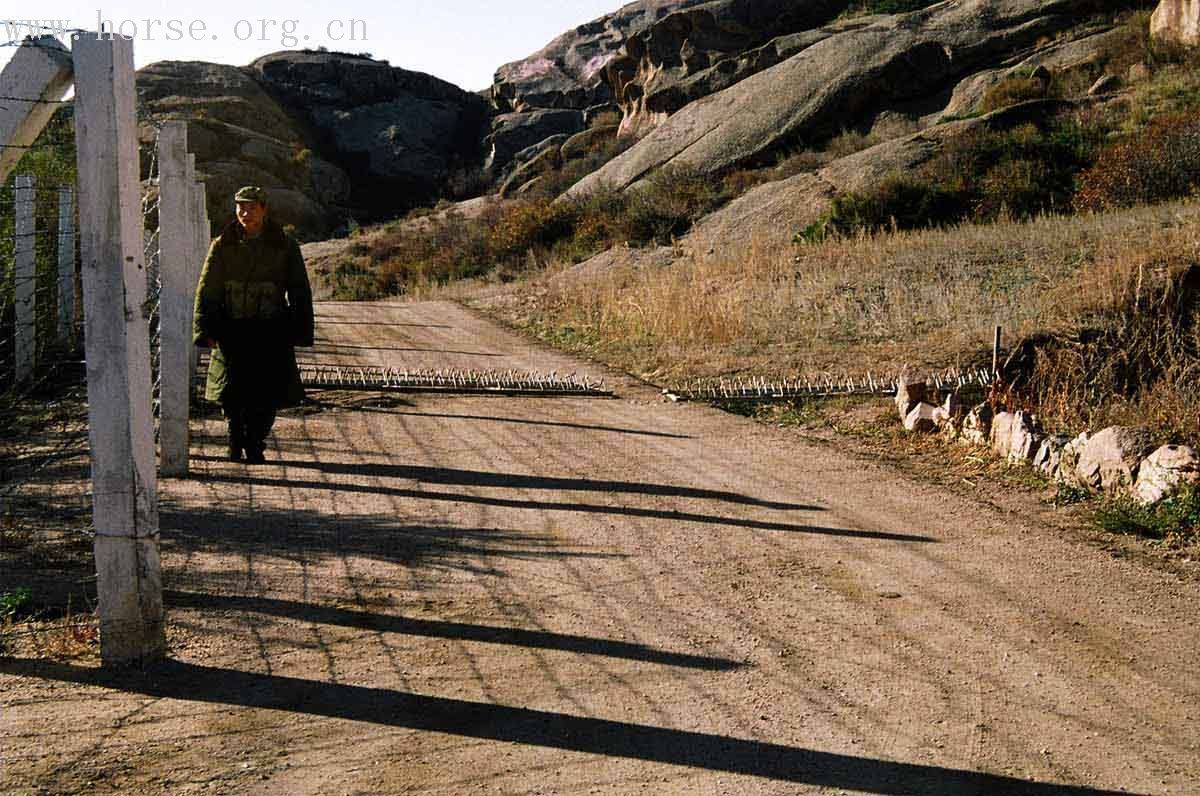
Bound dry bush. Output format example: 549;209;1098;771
1074;112;1200;212
979;74;1052;113
1025;233;1200;438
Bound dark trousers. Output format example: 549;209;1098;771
223;402;276;456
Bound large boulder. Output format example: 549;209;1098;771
1056;432;1091;488
492;0;713;113
1151;0;1200;47
1133;444;1200;504
603;0;848;137
1033;434;1071;478
932;27;1126;121
567;0;1115;198
249;50;491;221
686;97;1073;251
1076;426;1157;494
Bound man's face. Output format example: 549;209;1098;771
235;200;267;236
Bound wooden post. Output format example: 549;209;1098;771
13;174;36;382
57;186;76;345
0;36;73;184
992;325;1002;378
73;34;165;665
157;122;191;476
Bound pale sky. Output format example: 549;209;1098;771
1;1;625;92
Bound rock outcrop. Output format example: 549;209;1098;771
249;51;491;221
1151;0;1200;47
484;110;585;178
603;0;849;137
138;51;492;237
136;60;340;235
491;0;711;113
568;0;1120;198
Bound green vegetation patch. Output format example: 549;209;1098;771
1094;482;1200;546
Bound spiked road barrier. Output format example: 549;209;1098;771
663;367;994;402
297;365;613;398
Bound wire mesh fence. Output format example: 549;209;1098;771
0;85;94;644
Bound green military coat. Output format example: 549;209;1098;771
192;219;314;408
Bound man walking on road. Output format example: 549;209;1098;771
193;186;314;464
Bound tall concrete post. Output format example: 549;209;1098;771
73;34;165;665
13;174;36;383
157;122;191;476
57;186;76;345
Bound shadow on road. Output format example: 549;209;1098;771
164;590;743;671
0;658;1134;796
252;459;817;511
365;409;695;439
190;472;933;543
159;505;620;577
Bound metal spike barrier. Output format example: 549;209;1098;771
663;367;994;403
296;365;612;398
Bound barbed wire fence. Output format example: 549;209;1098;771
0;32;205;664
0;41;94;654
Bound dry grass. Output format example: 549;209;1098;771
475;199;1200;435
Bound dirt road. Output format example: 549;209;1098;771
3;300;1198;795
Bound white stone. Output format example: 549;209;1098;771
1033;434;1071;476
904;402;939;433
895;373;927;422
960;402;993;446
1076;426;1157;494
1133;444;1200;504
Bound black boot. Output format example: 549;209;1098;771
243;407;275;464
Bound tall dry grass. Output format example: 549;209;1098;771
492;199;1200;438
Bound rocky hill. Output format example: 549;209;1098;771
568;0;1126;197
137;0;1160;242
137;52;489;238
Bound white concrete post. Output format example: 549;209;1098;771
73;34;165;665
190;169;209;392
57;186;76;345
186;155;203;385
157;122;191;476
0;36;73;184
13;174;36;383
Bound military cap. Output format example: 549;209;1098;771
234;185;268;204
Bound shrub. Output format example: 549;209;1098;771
978;74;1052;114
1074;113;1200;212
818;175;965;237
848;0;938;14
803;119;1101;238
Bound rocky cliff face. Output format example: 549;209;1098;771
491;0;710;113
137;51;491;237
137;60;338;235
603;0;851;137
249;51;490;221
568;0;1127;198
